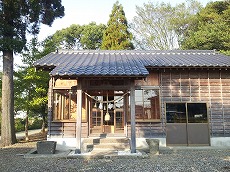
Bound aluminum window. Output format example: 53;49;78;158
166;102;208;123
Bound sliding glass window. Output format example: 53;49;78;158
166;103;208;123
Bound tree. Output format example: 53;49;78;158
0;0;64;146
81;23;106;49
181;1;230;54
43;22;106;50
101;1;134;50
131;1;202;50
14;38;49;141
15;67;49;140
46;24;83;50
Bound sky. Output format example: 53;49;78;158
11;0;213;67
38;0;213;41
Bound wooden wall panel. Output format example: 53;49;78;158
49;122;89;138
190;80;199;86
135;70;159;86
55;79;77;88
160;69;230;137
49;122;63;137
221;70;230;78
81;122;88;138
127;122;164;138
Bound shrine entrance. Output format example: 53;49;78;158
88;90;128;135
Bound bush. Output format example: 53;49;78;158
14;117;43;132
15;118;25;132
28;117;43;130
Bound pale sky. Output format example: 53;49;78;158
12;0;213;67
38;0;213;41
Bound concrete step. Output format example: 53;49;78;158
93;143;130;151
90;150;119;156
83;138;129;144
82;138;130;153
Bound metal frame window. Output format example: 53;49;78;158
166;102;208;123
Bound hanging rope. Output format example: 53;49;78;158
104;91;110;121
83;91;129;104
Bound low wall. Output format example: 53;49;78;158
47;137;77;150
48;137;230;150
210;137;230;147
136;138;166;150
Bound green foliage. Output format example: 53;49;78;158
14;67;49;116
0;0;64;146
181;1;230;51
15;118;25;132
14;38;49;119
46;24;82;50
131;0;202;50
28;117;44;130
101;1;134;50
43;22;106;50
81;23;106;49
14;117;44;132
0;0;65;52
220;50;230;56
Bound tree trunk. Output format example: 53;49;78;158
41;114;46;134
1;51;16;146
25;111;29;142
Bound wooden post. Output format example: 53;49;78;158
130;81;136;153
207;70;213;136
47;77;54;138
76;79;82;154
124;91;128;137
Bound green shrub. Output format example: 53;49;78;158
14;117;43;132
28;117;43;130
15;118;25;132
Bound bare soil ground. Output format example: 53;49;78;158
0;131;47;148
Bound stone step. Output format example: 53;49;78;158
93;143;130;151
82;138;130;153
100;138;129;144
83;138;129;144
90;150;119;156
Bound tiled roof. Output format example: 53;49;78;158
34;50;230;77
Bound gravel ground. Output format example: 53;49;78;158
0;141;229;172
0;132;230;172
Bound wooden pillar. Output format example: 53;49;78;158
47;77;54;138
130;81;136;153
124;91;128;137
76;79;82;154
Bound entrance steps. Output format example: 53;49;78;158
82;138;130;155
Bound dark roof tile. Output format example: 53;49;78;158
34;50;230;77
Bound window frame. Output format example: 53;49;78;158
129;86;161;122
52;89;77;122
165;102;208;124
